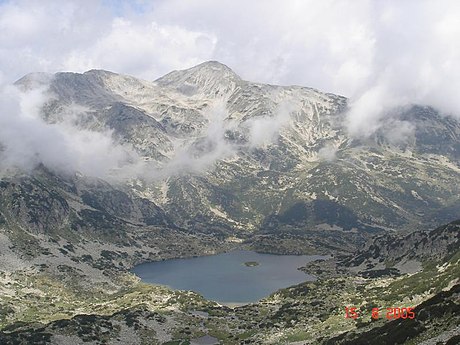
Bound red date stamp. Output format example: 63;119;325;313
345;306;415;320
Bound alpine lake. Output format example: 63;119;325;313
132;250;326;304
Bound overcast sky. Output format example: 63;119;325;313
0;0;459;176
0;1;458;98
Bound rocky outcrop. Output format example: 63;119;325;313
341;219;460;275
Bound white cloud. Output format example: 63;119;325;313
0;82;142;179
159;99;237;176
0;0;217;81
244;100;295;148
381;119;416;146
318;144;338;162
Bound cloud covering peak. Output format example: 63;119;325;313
0;82;141;179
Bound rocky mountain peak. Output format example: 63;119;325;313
155;60;242;97
192;60;240;75
83;69;118;77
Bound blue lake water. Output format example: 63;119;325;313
132;250;325;304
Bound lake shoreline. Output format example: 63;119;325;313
132;250;327;304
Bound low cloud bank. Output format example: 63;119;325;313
0;82;141;179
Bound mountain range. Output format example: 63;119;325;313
8;61;460;241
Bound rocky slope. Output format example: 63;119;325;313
325;284;460;345
340;219;460;276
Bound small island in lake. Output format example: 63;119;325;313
244;261;260;267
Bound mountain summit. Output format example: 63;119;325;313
155;61;242;97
